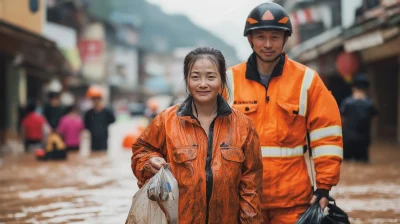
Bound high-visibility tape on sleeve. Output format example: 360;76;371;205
226;69;234;106
312;145;343;158
299;68;315;116
309;126;342;142
261;146;304;157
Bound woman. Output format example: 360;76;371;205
131;47;263;223
57;104;84;151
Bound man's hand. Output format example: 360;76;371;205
145;157;166;174
310;188;330;209
309;195;329;210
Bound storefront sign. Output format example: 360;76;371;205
79;23;106;82
78;40;103;62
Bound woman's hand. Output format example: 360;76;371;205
145;157;166;174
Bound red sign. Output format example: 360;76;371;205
78;40;103;62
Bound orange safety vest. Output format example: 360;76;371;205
226;53;343;210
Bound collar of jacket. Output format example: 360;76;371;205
177;94;232;119
245;52;286;82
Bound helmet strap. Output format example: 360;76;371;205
249;40;254;49
282;35;288;50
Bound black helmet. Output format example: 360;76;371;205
244;3;292;36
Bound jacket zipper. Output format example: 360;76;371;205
205;118;217;224
193;116;218;224
192;108;231;223
254;77;272;104
263;78;272;104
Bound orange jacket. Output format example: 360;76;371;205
131;95;264;224
226;53;343;210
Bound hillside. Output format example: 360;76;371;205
88;0;240;65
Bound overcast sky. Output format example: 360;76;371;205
145;0;362;61
145;0;272;61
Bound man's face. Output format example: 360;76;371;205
91;97;102;106
50;97;60;106
248;29;286;62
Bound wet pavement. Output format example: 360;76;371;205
0;118;141;224
0;119;399;223
331;141;400;224
0;151;136;224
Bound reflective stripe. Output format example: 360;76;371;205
299;68;315;116
226;69;234;106
309;126;342;142
312;145;343;158
261;146;304;157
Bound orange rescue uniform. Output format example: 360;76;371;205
226;53;343;222
131;95;264;223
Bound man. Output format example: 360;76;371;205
84;86;115;151
43;91;64;131
341;74;377;163
225;3;343;223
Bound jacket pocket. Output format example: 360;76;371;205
220;146;245;185
220;146;245;163
232;104;258;114
276;100;299;144
172;145;198;186
172;146;197;163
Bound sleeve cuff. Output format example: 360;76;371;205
316;183;332;191
314;188;329;199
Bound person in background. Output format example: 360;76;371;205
43;91;64;131
21;101;47;152
57;104;84;151
144;98;159;123
341;74;378;163
84;86;116;151
132;47;263;223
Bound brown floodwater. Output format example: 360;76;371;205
0;140;399;224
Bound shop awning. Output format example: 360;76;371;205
288;26;343;62
344;26;399;52
0;19;72;75
343;2;400;52
43;22;81;74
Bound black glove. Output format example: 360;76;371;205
314;188;329;200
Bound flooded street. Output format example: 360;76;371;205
331;141;400;224
0;151;137;224
0;118;141;224
0;120;399;223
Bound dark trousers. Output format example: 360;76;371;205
343;139;370;162
66;146;79;151
91;138;108;151
24;139;42;152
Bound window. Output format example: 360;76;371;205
29;0;39;13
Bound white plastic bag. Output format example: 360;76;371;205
126;164;179;224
